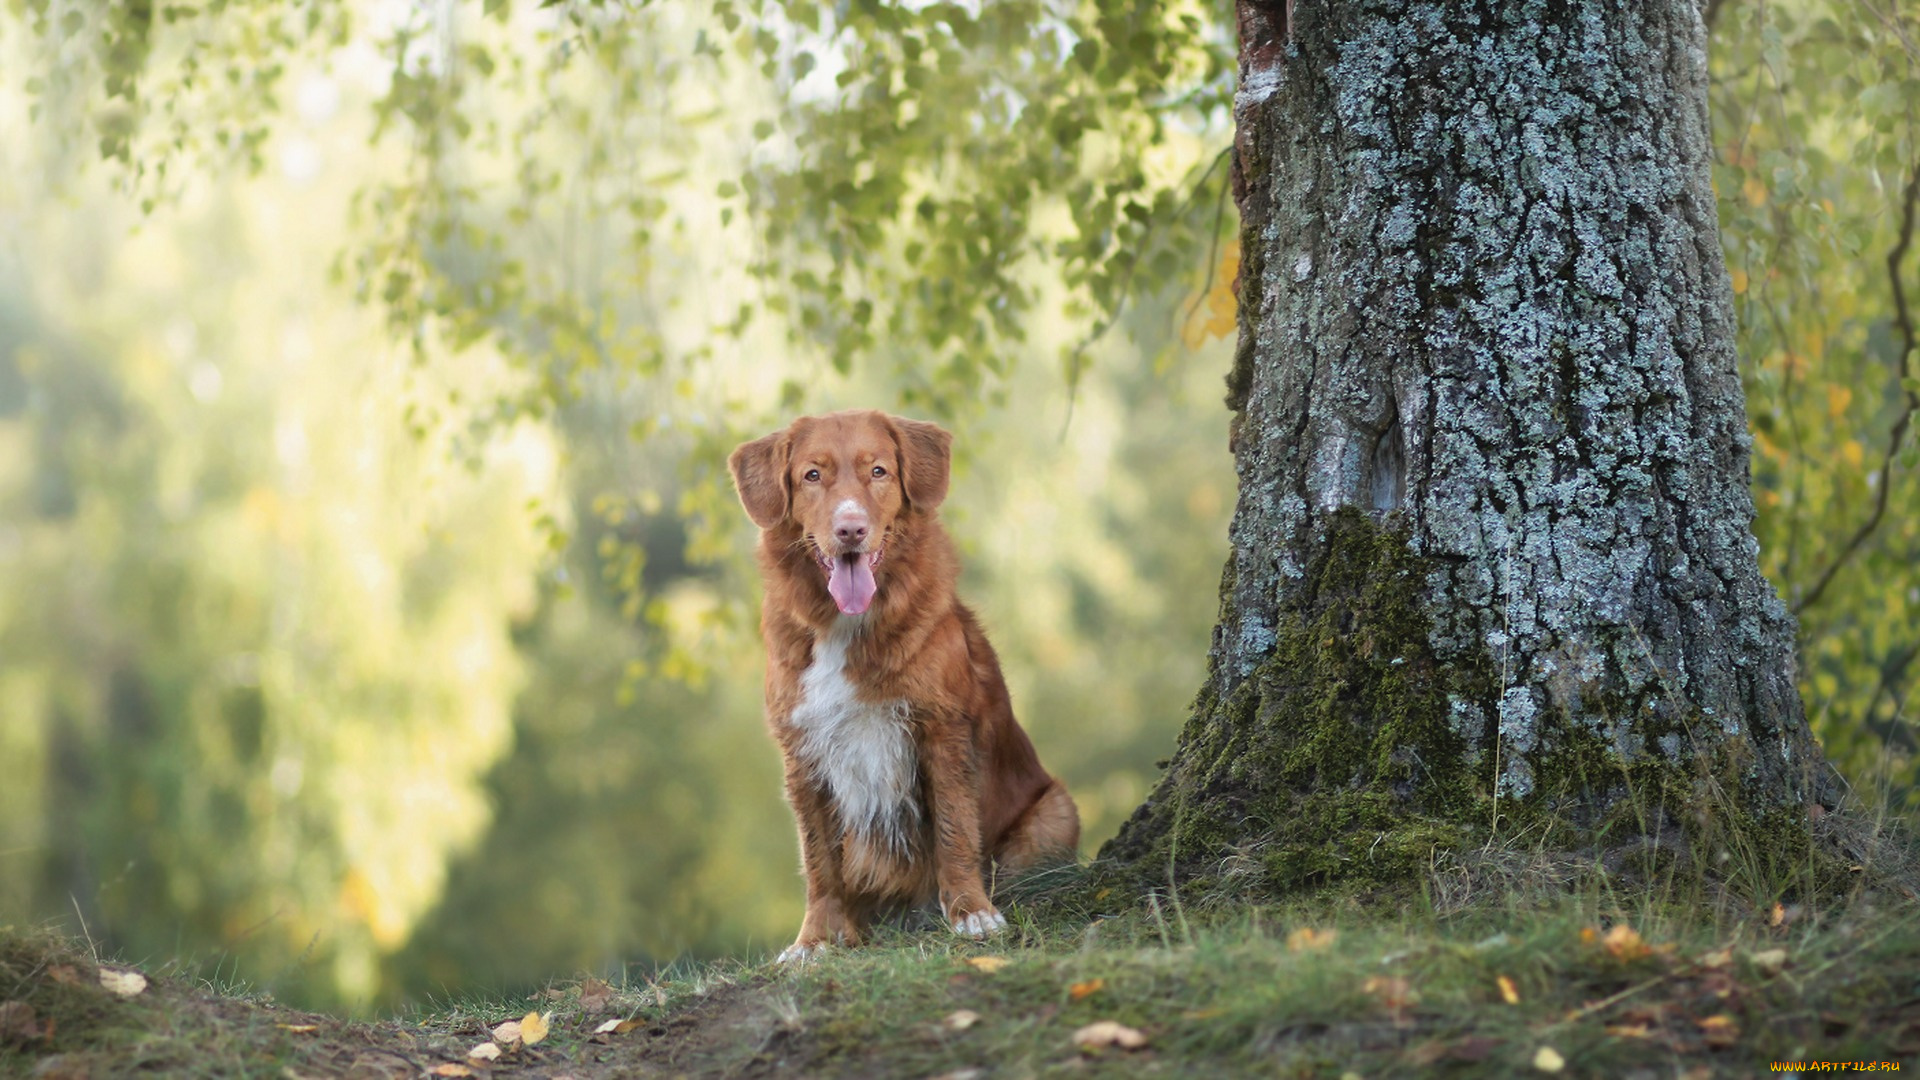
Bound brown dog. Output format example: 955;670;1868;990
729;409;1080;960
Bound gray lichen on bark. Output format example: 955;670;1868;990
1107;0;1826;882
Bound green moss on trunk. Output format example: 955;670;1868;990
1104;508;1495;893
1098;508;1823;902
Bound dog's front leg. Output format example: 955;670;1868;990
923;714;1005;939
781;763;859;962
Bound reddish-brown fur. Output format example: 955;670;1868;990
729;410;1079;958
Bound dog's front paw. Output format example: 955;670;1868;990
951;907;1008;939
777;941;827;964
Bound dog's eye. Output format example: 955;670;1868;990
871;465;887;478
804;469;821;483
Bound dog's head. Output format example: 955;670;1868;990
728;410;952;617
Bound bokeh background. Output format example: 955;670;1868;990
1;0;1915;1013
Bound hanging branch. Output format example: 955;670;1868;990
1180;156;1237;336
1861;637;1920;754
1065;144;1233;376
1060;144;1233;432
1792;161;1920;617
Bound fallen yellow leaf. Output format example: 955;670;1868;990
1768;902;1786;927
1698;948;1733;969
1533;1045;1566;1073
1698;1014;1739;1047
1602;924;1651;962
1069;979;1105;1001
275;1023;319;1034
1072;1020;1148;1051
1578;927;1598;945
1496;975;1520;1005
490;1019;523;1044
431;1066;475;1078
1606;1023;1651;1039
98;969;147;998
964;956;1010;974
1286;927;1337;952
520;1010;551;1046
1361;975;1419;1011
468;1042;502;1061
943;1010;981;1032
1748;948;1788;974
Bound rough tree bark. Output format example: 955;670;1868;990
1102;0;1831;891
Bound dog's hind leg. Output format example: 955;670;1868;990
994;779;1081;871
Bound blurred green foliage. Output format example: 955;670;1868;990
1709;1;1920;809
0;0;1914;1012
0;170;557;1002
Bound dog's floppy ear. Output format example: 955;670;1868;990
889;415;953;512
728;428;793;529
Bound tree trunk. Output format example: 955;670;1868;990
1102;0;1830;892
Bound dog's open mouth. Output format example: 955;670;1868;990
816;547;885;616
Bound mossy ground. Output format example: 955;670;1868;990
6;823;1918;1079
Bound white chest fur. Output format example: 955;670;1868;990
790;619;918;848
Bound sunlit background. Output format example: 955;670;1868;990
0;0;1239;1009
2;0;1915;1014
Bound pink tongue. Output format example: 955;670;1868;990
828;553;878;615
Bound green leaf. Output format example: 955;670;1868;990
1072;39;1100;72
1858;82;1901;117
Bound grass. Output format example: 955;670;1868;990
5;817;1920;1077
772;898;1918;1077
